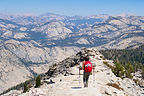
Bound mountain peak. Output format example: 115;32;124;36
116;13;136;17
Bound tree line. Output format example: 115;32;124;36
100;45;144;79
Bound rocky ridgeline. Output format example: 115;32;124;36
42;48;101;79
3;48;144;96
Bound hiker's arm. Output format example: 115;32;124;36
78;62;83;70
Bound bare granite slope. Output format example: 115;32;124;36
0;39;80;93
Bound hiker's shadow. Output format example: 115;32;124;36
71;87;82;89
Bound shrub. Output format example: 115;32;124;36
126;72;133;79
35;75;41;88
103;61;113;69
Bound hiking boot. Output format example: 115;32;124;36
84;82;88;87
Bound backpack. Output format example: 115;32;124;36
84;61;92;72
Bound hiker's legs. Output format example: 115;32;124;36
83;72;90;87
83;72;87;87
85;73;90;87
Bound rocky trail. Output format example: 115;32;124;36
20;57;109;96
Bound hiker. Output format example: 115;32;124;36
80;56;93;87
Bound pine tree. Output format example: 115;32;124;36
23;82;29;93
141;65;144;79
125;62;134;79
112;61;125;78
35;75;41;88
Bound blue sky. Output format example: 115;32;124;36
0;0;144;16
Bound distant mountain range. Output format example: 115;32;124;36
0;13;144;93
0;13;144;49
0;13;107;25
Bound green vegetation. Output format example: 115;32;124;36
125;62;134;79
23;82;29;93
100;45;144;65
103;61;134;79
100;45;144;79
0;83;24;95
103;61;113;69
35;75;41;88
1;74;42;95
0;73;44;95
112;61;125;79
0;78;35;95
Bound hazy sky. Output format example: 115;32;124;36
0;0;143;16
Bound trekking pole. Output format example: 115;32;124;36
77;63;81;88
79;62;82;88
79;65;80;87
92;63;96;87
